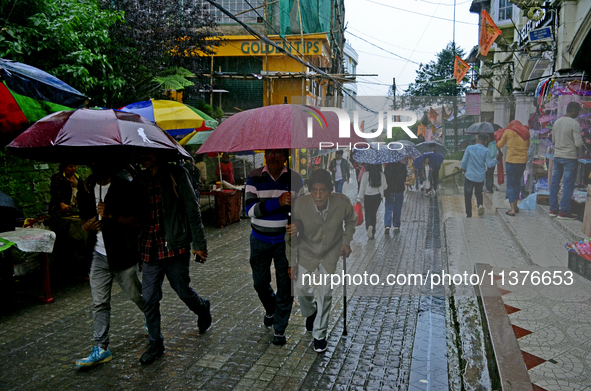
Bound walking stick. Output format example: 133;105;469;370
342;254;348;336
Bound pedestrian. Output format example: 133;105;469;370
135;153;211;365
49;163;80;214
350;149;362;191
289;169;356;352
421;157;432;195
215;152;235;185
75;163;144;368
427;145;444;193
328;150;350;194
245;149;304;345
549;102;583;219
384;160;407;234
496;120;530;216
461;134;498;218
485;134;497;193
356;164;387;239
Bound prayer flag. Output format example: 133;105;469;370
453;56;470;86
480;10;502;56
429;107;438;123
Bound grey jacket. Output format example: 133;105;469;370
135;164;207;252
292;193;357;274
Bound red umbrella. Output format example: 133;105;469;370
197;104;366;154
7;109;191;163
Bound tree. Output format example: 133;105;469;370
103;0;221;107
0;0;124;107
404;42;469;97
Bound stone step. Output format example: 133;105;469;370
535;203;587;243
496;206;572;268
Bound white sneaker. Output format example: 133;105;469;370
478;205;485;216
394;227;400;233
367;226;374;239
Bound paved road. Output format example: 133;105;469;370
0;180;450;391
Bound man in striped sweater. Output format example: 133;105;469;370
245;149;304;345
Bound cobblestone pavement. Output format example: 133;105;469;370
0;181;449;391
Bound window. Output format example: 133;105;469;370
210;0;265;24
498;0;513;21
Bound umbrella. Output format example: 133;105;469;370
197;104;366;154
0;190;19;211
465;122;502;134
6;109;191;163
395;140;421;158
0;58;87;142
413;152;444;170
415;141;447;155
352;142;405;164
119;99;209;137
180;130;213;146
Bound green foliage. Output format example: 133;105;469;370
404;42;469;98
0;0;125;107
213;107;224;121
152;67;196;92
197;100;214;117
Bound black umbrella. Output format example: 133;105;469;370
415;141;448;156
0;191;19;211
465;122;502;134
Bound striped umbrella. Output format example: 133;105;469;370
119;99;210;137
0;58;87;143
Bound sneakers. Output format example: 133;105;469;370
367;226;374;239
263;313;274;328
557;212;576;220
306;311;317;332
272;331;286;346
394;227;400;233
313;338;327;353
549;210;559;217
198;299;212;333
75;346;112;368
144;319;149;336
478;205;485;216
140;340;165;365
385;227;390;235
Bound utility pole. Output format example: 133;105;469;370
392;77;396;110
453;0;458;152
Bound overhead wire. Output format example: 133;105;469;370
365;0;478;25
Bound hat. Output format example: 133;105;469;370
308;169;333;193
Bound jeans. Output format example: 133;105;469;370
296;263;332;340
506;162;526;203
485;166;495;192
334;179;344;194
384;192;404;228
364;194;382;230
549;157;578;214
432;169;439;191
90;251;143;349
142;252;208;343
464;178;484;217
249;235;292;334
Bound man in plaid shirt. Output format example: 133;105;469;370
135;154;211;365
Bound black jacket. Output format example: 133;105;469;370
49;172;77;214
134;164;207;252
329;157;351;182
384;162;408;194
77;172;140;272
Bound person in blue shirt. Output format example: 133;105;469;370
461;134;498;217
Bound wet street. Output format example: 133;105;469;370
0;180;450;391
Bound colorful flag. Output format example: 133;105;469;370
453;56;470;86
417;124;427;137
429;107;438;123
441;106;450;120
480;10;502;56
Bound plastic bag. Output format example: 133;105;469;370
518;193;537;210
354;202;364;226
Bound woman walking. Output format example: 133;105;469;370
357;164;387;239
384;161;407;234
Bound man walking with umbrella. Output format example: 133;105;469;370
75;163;144;368
135;153;211;365
289;169;356;352
245;149;304;345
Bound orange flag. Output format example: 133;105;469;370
480;10;502;56
453;55;470;86
429;107;438;123
441;106;450;120
417;124;427;137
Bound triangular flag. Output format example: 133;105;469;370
417;124;427;137
429;107;438;123
442;106;450;120
480;10;502;56
453;55;470;86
